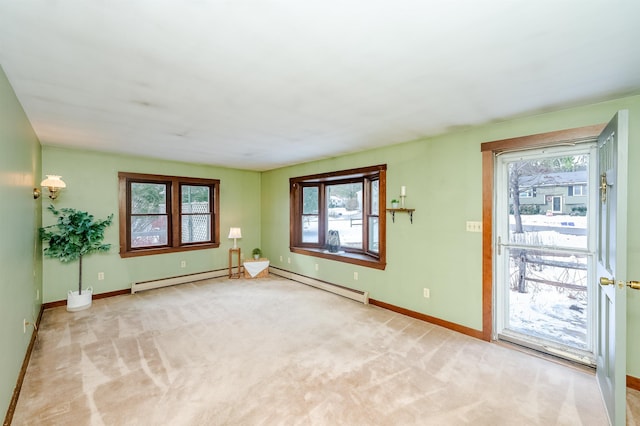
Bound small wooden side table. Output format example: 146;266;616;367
243;258;270;279
228;248;241;279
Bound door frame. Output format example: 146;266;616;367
480;123;606;341
551;195;563;213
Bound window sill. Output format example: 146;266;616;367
120;242;220;258
290;247;386;270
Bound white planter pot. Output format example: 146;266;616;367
67;287;93;312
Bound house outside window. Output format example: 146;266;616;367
516;170;587;215
119;172;220;257
290;165;386;270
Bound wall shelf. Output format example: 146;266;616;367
387;208;415;224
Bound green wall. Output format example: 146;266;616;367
2;62;640;420
261;94;640;376
41;147;262;303
0;66;42;419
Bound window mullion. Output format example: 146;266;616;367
363;177;370;254
125;179;133;252
319;183;327;247
170;180;179;247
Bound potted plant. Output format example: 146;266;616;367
39;205;113;312
252;247;262;259
391;199;400;208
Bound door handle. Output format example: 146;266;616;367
599;277;640;290
600;277;615;286
628;281;640;290
600;173;608;203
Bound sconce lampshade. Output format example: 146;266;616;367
228;227;242;248
40;175;66;200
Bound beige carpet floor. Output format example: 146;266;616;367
11;276;631;425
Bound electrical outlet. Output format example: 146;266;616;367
466;221;482;232
288;257;291;264
180;260;186;268
354;272;359;281
23;318;27;334
280;255;283;262
36;289;39;300
315;263;319;271
98;272;105;280
423;288;430;298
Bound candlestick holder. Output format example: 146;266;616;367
400;195;406;208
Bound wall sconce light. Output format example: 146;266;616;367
228;227;242;248
40;175;67;200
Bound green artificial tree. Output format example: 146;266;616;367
39;205;113;295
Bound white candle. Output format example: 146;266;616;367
400;186;406;196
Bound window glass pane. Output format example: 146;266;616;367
368;217;379;253
182;215;211;243
182;185;210;213
505;248;588;349
303;187;318;214
327;183;362;250
131;215;167;247
132;183;166;214
573;185;586;196
302;215;318;243
370;180;379;215
508;154;588;250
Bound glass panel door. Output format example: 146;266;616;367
495;145;597;363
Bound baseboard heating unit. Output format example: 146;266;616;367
131;269;228;294
269;267;369;304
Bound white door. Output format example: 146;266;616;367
596;110;629;426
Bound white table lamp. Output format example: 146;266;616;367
228;227;242;248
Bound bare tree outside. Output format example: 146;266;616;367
499;149;594;356
508;155;588;293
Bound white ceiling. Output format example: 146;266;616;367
1;1;640;171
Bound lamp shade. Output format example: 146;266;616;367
228;227;242;239
228;227;242;249
41;175;66;189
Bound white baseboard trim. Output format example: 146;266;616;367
130;267;369;305
269;267;369;304
131;269;228;294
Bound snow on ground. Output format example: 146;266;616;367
515;213;587;228
507;214;589;351
303;211;364;248
509;285;587;349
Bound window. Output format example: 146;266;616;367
118;172;220;257
518;188;535;198
570;184;587;196
290;165;386;270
